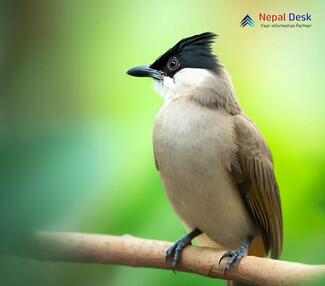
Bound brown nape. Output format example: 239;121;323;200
191;67;242;115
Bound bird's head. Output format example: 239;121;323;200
127;32;222;100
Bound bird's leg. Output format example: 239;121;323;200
166;228;202;270
219;235;253;275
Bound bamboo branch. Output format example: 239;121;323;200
16;232;325;286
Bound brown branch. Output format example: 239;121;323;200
16;232;325;286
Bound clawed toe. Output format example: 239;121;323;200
219;250;235;265
219;236;253;275
219;247;248;275
165;244;177;263
165;228;202;271
165;238;191;270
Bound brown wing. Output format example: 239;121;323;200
231;114;283;259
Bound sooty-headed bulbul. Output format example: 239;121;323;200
127;32;283;283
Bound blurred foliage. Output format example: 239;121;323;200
0;0;324;285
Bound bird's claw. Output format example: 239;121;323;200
219;246;248;275
165;236;192;271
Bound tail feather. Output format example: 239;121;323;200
248;234;267;257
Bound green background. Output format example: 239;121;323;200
0;0;324;285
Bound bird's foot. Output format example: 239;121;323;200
219;236;253;275
165;236;191;270
165;228;202;270
219;246;248;274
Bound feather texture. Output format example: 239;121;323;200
232;114;283;258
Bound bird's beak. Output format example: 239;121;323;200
127;66;165;80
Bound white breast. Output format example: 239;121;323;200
153;97;257;250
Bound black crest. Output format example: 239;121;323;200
150;32;219;77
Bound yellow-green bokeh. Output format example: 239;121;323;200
0;0;324;285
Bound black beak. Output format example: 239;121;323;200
127;66;165;80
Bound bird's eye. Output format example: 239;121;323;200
167;57;180;71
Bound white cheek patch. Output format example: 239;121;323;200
175;68;213;87
153;76;176;99
153;68;216;102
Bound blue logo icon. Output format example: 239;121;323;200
241;15;255;27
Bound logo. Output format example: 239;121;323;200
240;13;312;29
241;15;255;27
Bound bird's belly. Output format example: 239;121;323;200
153;100;257;249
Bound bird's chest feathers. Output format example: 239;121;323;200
153;99;236;172
153;100;255;248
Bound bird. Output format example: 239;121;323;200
127;32;283;285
